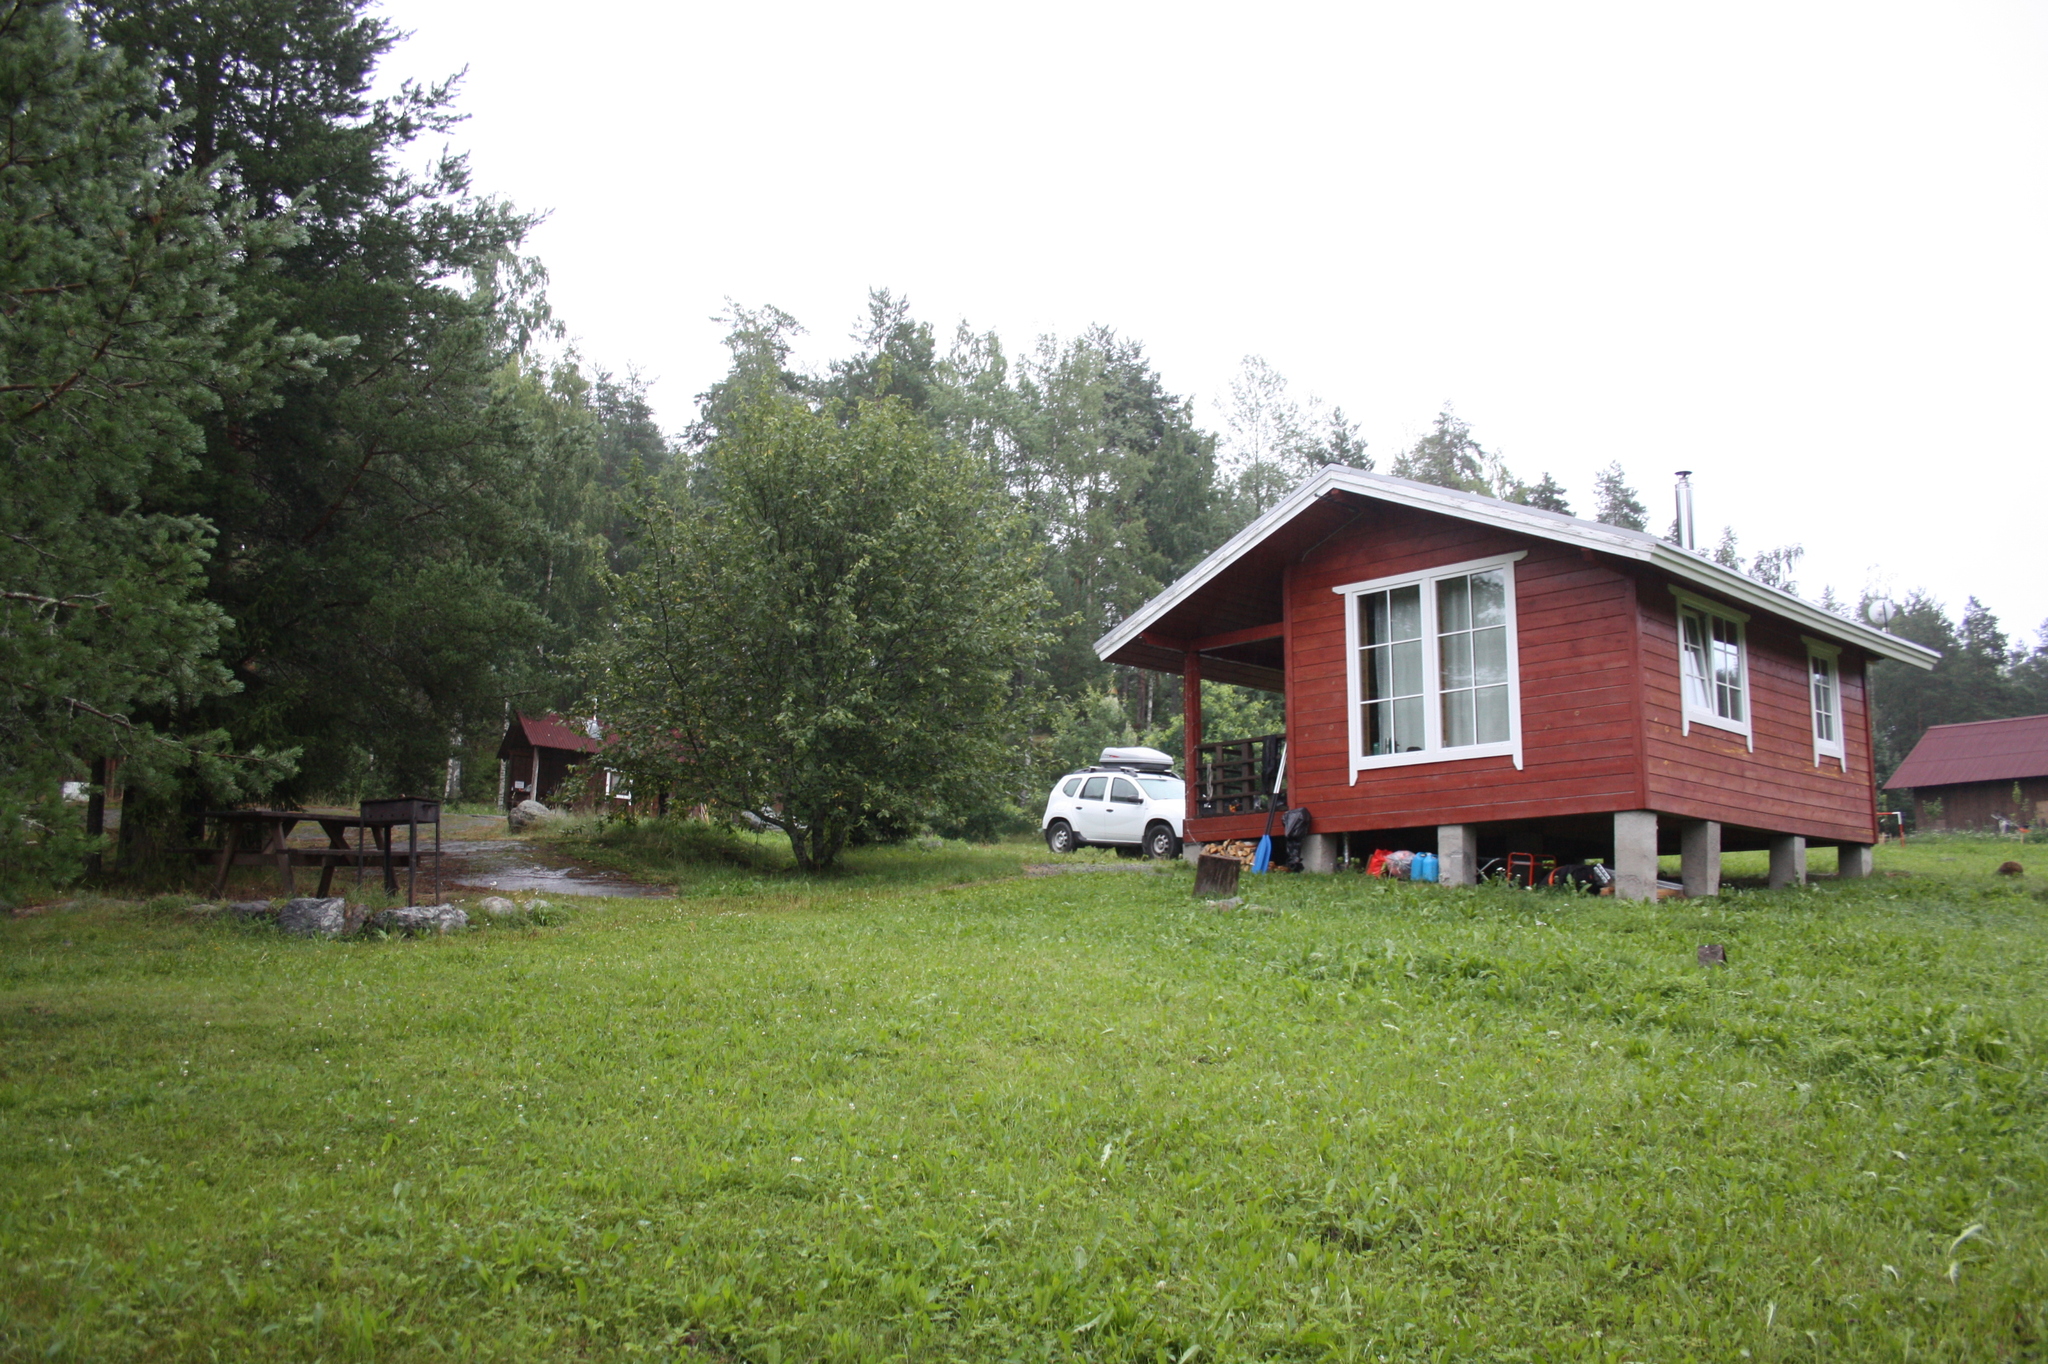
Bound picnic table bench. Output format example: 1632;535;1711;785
202;798;441;904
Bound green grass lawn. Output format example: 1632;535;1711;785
2;836;2043;1361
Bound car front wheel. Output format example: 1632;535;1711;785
1045;820;1078;855
1144;823;1180;860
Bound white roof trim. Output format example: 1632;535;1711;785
1093;466;1940;670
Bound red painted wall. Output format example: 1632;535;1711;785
1638;581;1876;843
1188;502;1878;845
1281;506;1642;833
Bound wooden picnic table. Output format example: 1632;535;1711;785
204;798;441;904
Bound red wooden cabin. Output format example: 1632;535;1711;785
1096;468;1938;898
497;712;602;807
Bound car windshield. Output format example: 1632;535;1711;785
1136;777;1184;800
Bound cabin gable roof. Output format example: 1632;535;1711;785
499;711;602;758
1095;466;1939;672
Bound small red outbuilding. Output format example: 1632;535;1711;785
1096;467;1939;897
496;712;601;808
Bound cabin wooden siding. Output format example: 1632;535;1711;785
1183;499;1880;845
1635;581;1877;843
1910;777;2048;830
1272;505;1645;833
499;743;585;806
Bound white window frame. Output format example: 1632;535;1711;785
1801;637;1848;770
1671;587;1752;750
1334;551;1526;783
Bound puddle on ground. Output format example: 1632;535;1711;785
437;839;668;899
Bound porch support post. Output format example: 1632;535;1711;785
1837;843;1875;879
1182;650;1202;794
1437;823;1479;886
1301;833;1339;874
1614;810;1658;902
1768;834;1807;889
1680;819;1721;898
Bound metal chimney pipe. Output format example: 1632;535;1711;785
1674;470;1696;551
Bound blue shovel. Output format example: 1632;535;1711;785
1250;742;1288;873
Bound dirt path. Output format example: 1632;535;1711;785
1021;861;1173;877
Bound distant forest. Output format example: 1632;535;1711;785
3;0;2037;881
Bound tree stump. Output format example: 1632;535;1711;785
1194;853;1241;899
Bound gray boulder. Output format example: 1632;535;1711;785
368;903;468;936
278;897;346;937
507;799;552;833
225;899;276;920
476;895;518;918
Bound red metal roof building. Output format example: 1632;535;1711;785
1883;714;2048;830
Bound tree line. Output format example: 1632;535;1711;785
2;0;2034;883
0;0;664;886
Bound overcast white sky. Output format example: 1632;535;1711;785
376;0;2048;637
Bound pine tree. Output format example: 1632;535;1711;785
1516;473;1573;514
1592;462;1649;530
2011;623;2048;717
0;0;308;888
1311;407;1370;471
1392;409;1491;494
80;0;585;803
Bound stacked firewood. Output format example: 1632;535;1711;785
1200;839;1263;866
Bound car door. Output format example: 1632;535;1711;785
1071;775;1111;840
1097;777;1148;845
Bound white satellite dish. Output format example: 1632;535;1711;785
1865;598;1898;630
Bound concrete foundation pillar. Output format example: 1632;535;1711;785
1182;840;1203;867
1614;810;1659;902
1301;832;1339;874
1769;834;1807;889
1837;842;1875;879
1680;819;1721;898
1437;824;1479;886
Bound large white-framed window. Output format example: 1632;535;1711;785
1671;587;1752;749
1334;551;1526;781
1802;637;1847;769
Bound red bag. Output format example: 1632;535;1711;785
1366;849;1392;877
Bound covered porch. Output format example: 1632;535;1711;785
1115;495;1366;846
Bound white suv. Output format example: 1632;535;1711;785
1041;747;1187;859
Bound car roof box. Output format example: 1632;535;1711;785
1099;746;1175;773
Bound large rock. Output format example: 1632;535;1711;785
368;903;468;936
477;895;518;918
278;896;346;937
225;900;276;921
507;799;552;833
